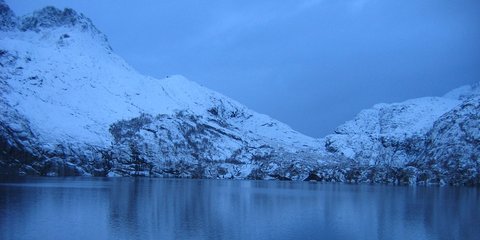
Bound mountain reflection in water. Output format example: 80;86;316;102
0;177;479;240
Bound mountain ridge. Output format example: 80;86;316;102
1;2;478;185
0;2;323;179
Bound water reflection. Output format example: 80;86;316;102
0;177;479;240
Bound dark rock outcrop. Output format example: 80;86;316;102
0;0;16;31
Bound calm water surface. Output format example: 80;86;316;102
0;177;479;240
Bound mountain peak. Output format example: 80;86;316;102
443;82;480;101
20;6;97;33
0;2;113;51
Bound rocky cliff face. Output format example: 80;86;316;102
0;2;478;185
324;97;463;166
414;97;480;185
318;84;479;185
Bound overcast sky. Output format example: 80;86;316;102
7;0;480;137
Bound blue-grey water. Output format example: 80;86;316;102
0;177;478;240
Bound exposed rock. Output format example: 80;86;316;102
0;0;16;31
21;6;92;32
414;97;480;185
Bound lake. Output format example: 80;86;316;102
0;177;478;240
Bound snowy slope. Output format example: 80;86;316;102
324;97;460;165
0;2;322;178
0;8;316;149
316;84;480;185
324;85;479;166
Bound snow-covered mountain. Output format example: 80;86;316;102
1;1;478;185
319;83;479;185
0;2;323;179
324;96;465;166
